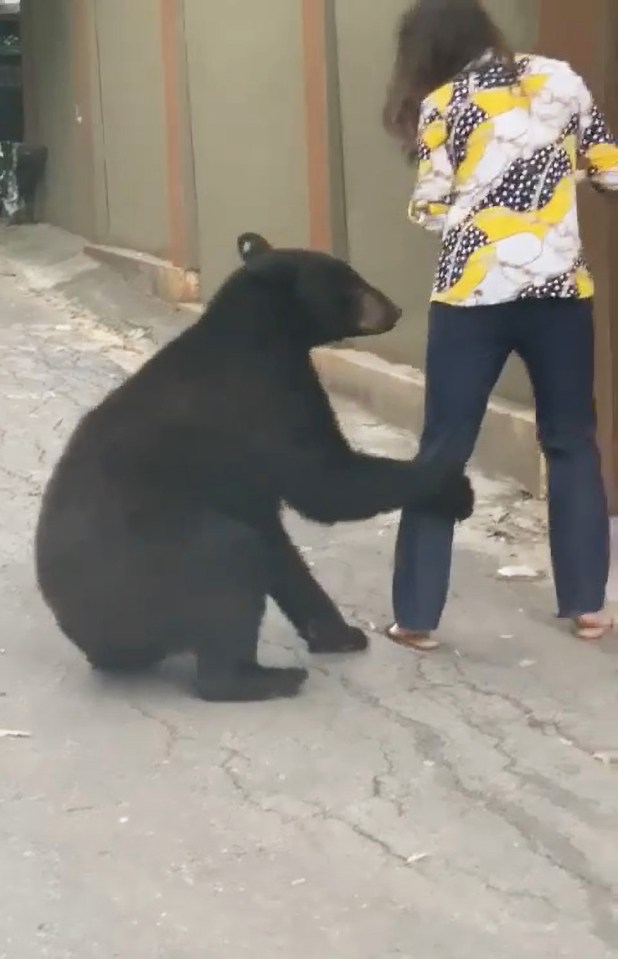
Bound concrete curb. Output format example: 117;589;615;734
84;243;200;305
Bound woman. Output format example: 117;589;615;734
383;0;618;650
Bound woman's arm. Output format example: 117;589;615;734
576;75;618;192
408;100;455;233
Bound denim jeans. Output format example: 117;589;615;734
392;297;609;630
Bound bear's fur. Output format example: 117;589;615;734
35;234;473;701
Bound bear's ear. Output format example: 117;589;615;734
237;232;272;263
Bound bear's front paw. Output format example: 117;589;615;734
438;472;474;522
305;622;369;654
415;464;474;522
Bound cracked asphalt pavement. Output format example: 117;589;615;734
1;256;618;959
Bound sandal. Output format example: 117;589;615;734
572;614;615;642
385;624;440;651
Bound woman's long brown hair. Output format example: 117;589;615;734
383;0;515;161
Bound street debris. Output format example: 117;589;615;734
407;852;431;864
0;728;31;739
497;565;545;582
593;751;618;767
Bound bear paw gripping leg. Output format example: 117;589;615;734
413;464;474;523
196;662;309;702
305;621;369;654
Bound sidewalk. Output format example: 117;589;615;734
1;228;617;959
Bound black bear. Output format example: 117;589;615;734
35;233;473;702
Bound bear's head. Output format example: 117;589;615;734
237;232;402;346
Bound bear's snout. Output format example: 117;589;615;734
357;289;402;335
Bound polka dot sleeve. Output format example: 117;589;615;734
576;74;618;192
408;99;455;233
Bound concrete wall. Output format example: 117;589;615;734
24;0;169;257
91;0;169;258
182;0;309;297
21;0;93;238
333;0;540;406
334;0;435;370
485;0;538;50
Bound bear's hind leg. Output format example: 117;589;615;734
55;607;166;675
198;660;309;703
194;587;308;702
87;643;166;674
158;515;308;702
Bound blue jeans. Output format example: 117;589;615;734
393;298;609;630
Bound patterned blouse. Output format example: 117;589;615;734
410;53;618;307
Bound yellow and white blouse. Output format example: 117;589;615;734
410;53;618;306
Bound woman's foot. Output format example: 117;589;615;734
386;624;440;651
572;613;615;642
